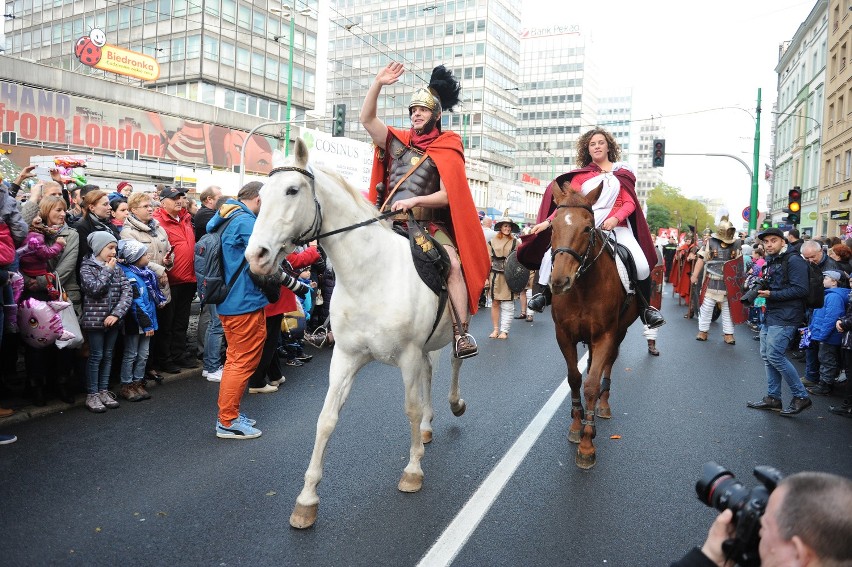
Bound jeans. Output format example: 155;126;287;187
87;327;119;394
203;303;225;373
818;342;841;385
760;325;810;400
121;333;151;384
152;282;195;365
249;314;283;388
804;340;820;381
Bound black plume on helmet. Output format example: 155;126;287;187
428;65;461;113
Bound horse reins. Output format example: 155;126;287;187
550;203;610;281
268;165;396;245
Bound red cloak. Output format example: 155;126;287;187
518;165;657;271
368;127;489;314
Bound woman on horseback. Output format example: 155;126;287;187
524;127;664;329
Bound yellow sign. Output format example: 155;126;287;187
74;29;160;81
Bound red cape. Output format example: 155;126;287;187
518;165;657;271
369;128;489;314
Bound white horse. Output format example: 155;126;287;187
245;138;467;529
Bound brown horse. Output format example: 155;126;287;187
549;181;641;469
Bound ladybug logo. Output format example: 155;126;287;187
75;28;106;67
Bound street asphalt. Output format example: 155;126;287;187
0;284;849;566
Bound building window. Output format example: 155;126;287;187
846;150;852;181
221;0;236;24
203;36;219;60
186;34;201;58
236;46;249;71
221;41;235;67
836;155;842;184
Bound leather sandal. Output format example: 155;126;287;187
647;340;659;356
514;313;527;319
489;329;499;339
724;334;736;345
497;332;508;340
696;331;708;341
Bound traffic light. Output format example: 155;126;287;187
652;139;665;167
784;186;801;225
332;104;346;137
761;220;771;229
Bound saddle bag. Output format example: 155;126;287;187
405;212;449;296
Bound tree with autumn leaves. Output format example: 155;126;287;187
646;183;714;236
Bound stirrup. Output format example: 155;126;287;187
454;332;478;359
642;307;665;330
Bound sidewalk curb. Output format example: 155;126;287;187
0;367;204;427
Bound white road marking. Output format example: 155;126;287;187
416;351;589;567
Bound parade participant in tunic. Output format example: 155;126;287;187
690;216;741;344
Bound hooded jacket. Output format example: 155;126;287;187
205;200;268;316
809;286;849;344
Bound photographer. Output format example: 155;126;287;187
746;228;813;416
672;471;852;566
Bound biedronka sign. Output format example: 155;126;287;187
74;28;160;82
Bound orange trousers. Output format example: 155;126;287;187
218;309;266;426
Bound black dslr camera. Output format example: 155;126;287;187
695;462;784;567
740;278;768;305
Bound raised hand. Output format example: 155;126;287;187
376;62;404;86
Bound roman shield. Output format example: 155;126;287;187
723;257;748;325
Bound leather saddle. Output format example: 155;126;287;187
393;218;450;297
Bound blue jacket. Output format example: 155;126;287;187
119;264;158;334
763;247;809;327
206;200;268;316
809;287;849;344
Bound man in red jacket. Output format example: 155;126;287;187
152;186;197;373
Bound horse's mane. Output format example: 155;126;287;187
314;165;390;226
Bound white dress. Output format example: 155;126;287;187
539;162;649;285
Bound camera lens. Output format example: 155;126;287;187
696;461;750;512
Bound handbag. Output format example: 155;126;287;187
55;279;84;349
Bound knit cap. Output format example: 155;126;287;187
87;231;117;256
117;239;148;264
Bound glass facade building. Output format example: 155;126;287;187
3;0;320;125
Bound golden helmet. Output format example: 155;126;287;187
409;87;442;114
713;217;737;244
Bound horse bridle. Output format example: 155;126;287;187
550;203;610;281
268;165;396;245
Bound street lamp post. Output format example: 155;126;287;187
284;1;296;157
750;88;761;234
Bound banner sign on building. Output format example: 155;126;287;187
830;210;850;221
74;29;160;81
297;127;373;194
0;80;273;173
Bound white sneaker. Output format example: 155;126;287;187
202;366;223;382
248;384;278;394
269;376;286;386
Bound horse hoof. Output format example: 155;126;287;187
421;430;433;444
567;428;581;444
289;502;319;529
575;450;596;470
451;399;466;417
596;407;612;419
398;471;424;493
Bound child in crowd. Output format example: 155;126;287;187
117;239;165;402
808;270;849;396
79;232;133;413
110;197;129;234
18;209;66;300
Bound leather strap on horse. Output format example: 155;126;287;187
379;149;429;212
407;210;451;344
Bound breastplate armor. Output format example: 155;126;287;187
705;239;740;291
386;137;441;207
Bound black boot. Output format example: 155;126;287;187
637;277;665;330
528;287;552;313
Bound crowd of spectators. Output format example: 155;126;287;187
0;166;330;442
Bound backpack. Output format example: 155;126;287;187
782;253;824;309
194;211;245;306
